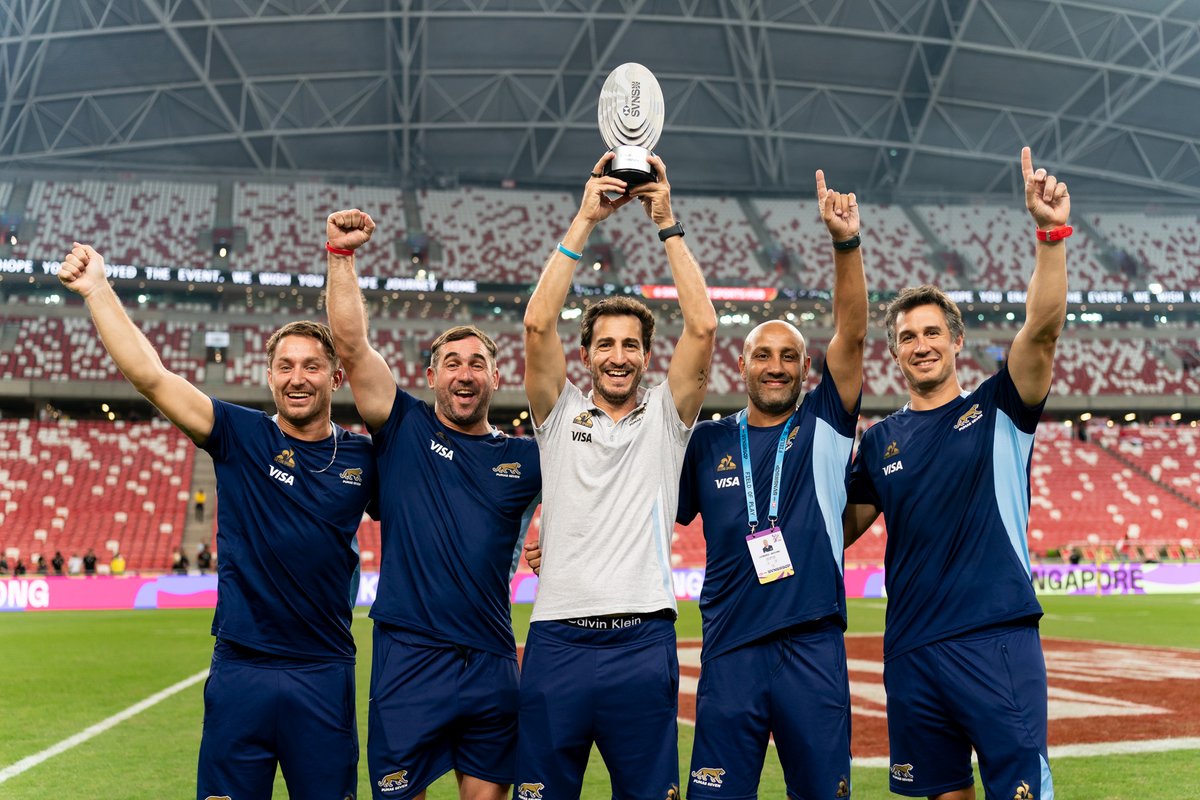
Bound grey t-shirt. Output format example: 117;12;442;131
531;379;693;622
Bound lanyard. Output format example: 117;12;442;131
737;409;794;533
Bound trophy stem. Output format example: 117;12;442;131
604;145;658;185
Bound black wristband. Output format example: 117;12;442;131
832;234;861;251
658;221;685;242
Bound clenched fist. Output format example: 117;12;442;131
327;209;376;253
59;243;107;298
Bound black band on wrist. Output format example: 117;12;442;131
832;234;861;251
658;221;685;242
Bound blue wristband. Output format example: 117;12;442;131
557;242;582;261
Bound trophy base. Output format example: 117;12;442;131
604;145;658;186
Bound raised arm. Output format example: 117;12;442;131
325;209;396;430
524;153;633;424
59;244;213;445
1008;147;1070;406
630;155;717;425
815;169;868;413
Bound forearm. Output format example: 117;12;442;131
666;238;716;340
525;215;596;336
1023;241;1068;342
831;248;868;344
326;252;372;360
83;284;170;393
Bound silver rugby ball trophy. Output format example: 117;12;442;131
597;63;665;185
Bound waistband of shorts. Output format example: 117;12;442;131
554;608;676;630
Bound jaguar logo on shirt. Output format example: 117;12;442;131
273;448;296;468
572;410;594;428
493;462;522;479
954;403;983;432
339;467;363;485
890;763;915;782
716;454;737;472
883;440;900;459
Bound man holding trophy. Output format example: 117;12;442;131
517;64;717;800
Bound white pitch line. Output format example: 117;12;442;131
0;668;209;785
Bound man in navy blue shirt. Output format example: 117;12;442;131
846;148;1070;800
59;244;377;800
325;210;541;800
676;170;866;799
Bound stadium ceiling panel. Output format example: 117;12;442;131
1;0;1199;201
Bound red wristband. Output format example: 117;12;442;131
325;242;355;256
1036;225;1073;242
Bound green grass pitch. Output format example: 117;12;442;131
0;595;1197;798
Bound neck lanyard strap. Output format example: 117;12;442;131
737;409;794;532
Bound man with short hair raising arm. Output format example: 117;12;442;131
325;210;541;800
60;244;377;800
845;147;1069;800
517;152;717;799
676;169;867;799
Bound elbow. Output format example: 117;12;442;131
523;309;553;338
688;309;718;342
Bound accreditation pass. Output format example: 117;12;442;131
745;527;794;584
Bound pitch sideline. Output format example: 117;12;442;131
0;668;209;785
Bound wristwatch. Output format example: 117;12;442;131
658;221;685;242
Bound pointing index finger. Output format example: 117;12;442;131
815;169;827;202
1020;146;1034;183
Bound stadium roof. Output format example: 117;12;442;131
3;0;1200;202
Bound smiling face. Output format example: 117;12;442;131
740;321;810;423
581;313;648;412
267;334;342;432
891;303;963;396
426;334;499;434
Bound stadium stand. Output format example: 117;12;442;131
756;198;941;291
15;180;216;267
1089;212;1200;288
0;314;205;383
915;203;1118;291
0;419;193;571
420;187;577;284
230;182;407;274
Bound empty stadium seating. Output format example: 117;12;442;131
231;182;408;274
15;179;216;267
0;419;193;571
1089;212;1200;288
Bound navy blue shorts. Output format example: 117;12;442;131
196;639;357;800
516;616;679;800
884;623;1053;799
688;620;851;800
367;623;520;799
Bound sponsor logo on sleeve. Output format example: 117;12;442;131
890;763;914;782
954;403;983;431
376;770;409;793
690;767;726;787
516;782;545;800
493;462;522;479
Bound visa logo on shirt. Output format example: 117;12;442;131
269;464;295;485
883;460;904;476
430;439;455;461
714;476;741;489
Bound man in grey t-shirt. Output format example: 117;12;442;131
516;152;716;799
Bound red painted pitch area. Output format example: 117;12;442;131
677;637;1200;758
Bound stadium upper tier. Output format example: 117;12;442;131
4;313;1197;400
4;178;1197;290
0;419;192;572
